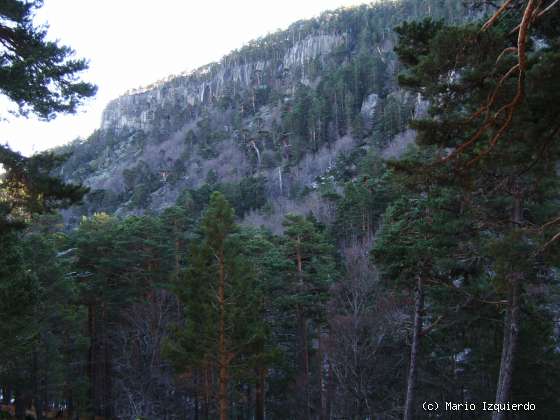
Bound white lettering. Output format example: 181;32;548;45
445;402;477;411
483;402;536;412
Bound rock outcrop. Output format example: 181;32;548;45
101;33;345;135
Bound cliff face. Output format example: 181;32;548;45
100;33;345;134
57;0;468;227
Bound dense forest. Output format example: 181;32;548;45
1;0;560;419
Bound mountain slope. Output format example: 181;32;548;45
56;0;475;228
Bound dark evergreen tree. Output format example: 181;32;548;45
280;214;336;420
0;229;88;419
0;0;95;235
164;192;264;420
73;213;172;417
0;0;96;118
390;3;560;417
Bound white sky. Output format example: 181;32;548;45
1;0;369;156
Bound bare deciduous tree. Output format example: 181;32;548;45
327;238;408;419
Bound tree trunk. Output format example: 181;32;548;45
296;306;310;420
14;388;25;420
326;351;335;420
403;276;423;420
218;250;229;420
334;92;340;138
194;375;200;420
43;351;49;420
492;195;523;420
1;386;11;404
294;241;310;420
492;277;521;420
33;350;45;420
318;332;327;420
203;364;210;420
104;332;113;419
64;328;74;420
88;302;101;417
278;167;283;195
255;367;265;420
250;140;262;171
245;384;251;420
66;394;74;420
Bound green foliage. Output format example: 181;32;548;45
5;1;560;417
0;0;96;119
280;214;336;319
0;145;88;234
372;93;415;142
335;151;392;239
164;193;266;392
86;188;121;213
181;176;267;218
373;184;473;287
382;4;560;414
0;0;95;409
129;183;152;208
75;213;174;300
394;18;445;68
0;0;95;236
0;230;88;412
123;160;157;191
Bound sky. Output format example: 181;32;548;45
1;0;369;156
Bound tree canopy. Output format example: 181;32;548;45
0;0;96;234
0;0;96;119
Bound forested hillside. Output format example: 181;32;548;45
1;0;560;419
54;0;473;229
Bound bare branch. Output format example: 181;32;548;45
441;0;539;166
539;231;560;252
536;0;560;17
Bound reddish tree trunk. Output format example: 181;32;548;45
296;306;310;420
318;332;327;420
103;333;113;419
255;367;266;420
87;303;98;414
203;364;210;420
218;250;229;420
295;240;310;419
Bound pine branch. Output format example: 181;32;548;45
441;0;539;167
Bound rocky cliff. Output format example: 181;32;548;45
101;33;345;134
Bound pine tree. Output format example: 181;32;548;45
0;229;88;419
335;151;391;240
280;214;336;420
164;192;263;420
235;227;287;420
0;0;95;235
0;231;37;418
73;213;172;417
373;170;474;419
0;146;87;235
392;4;560;417
21;232;88;420
0;0;96;119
